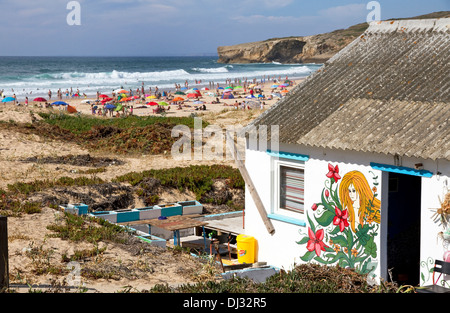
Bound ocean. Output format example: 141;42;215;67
0;56;321;100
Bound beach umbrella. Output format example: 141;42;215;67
101;97;113;102
173;97;185;102
217;87;224;90
180;87;187;90
52;101;69;106
1;97;16;102
99;94;109;98
67;105;77;113
225;86;233;90
72;94;80;97
175;91;185;95
221;93;234;99
146;95;157;99
185;89;197;94
282;90;289;93
187;93;200;98
271;85;279;88
114;89;128;94
33;97;47;102
234;86;243;89
105;104;116;109
201;87;209;91
114;103;123;111
158;101;169;106
146;102;158;106
192;88;198;90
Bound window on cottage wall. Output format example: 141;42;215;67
273;159;305;217
280;165;305;213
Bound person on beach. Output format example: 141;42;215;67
25;97;28;106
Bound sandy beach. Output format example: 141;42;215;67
7;78;301;118
0;77;303;293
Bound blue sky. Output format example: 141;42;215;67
0;0;448;56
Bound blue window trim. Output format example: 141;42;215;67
267;150;309;161
268;214;306;227
370;162;433;178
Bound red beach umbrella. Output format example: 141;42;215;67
99;94;109;98
33;97;47;102
146;102;158;106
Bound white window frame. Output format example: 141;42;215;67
271;157;306;220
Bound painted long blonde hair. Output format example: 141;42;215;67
339;171;380;232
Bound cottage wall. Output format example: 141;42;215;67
244;142;450;284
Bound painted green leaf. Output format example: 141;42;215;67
356;224;370;246
346;229;354;249
321;191;335;213
324;251;346;263
332;235;348;247
301;250;316;262
307;213;315;233
329;226;340;235
364;237;377;258
330;187;342;210
296;236;309;245
314;256;331;265
316;210;335;227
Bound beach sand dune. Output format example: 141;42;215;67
1;79;302;293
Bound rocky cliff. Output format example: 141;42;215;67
217;11;450;64
217;23;368;64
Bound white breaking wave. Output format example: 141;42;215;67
1;65;317;99
192;67;229;73
34;69;191;82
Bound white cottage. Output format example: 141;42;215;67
242;18;450;287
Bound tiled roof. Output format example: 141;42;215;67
249;18;450;161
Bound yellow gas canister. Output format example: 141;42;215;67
236;234;257;264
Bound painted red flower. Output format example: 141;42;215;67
326;163;341;183
333;207;349;232
325;189;329;197
307;228;328;256
311;203;318;211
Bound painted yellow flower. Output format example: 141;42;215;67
333;245;340;253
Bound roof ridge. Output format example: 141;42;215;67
367;17;450;33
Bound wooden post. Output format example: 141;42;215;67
0;216;8;290
226;132;275;235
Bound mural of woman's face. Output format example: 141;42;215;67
348;183;357;203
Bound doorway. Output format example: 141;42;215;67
387;172;421;285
